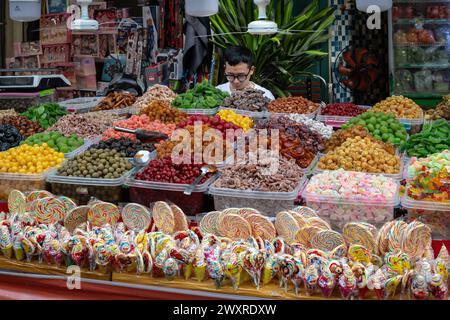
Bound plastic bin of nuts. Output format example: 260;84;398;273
125;171;218;216
59;97;103;114
0;171;50;202
46;168;133;205
268;97;323;119
302;170;400;231
316;105;371;128
0;90;55;113
401;189;450;240
209;177;307;217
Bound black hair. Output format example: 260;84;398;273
224;46;253;67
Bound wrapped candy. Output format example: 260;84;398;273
318;265;336;298
352;263;369;299
224;252;243;290
242;249;266;289
338;264;356;299
71;237;89;267
384;274;402;299
304;264;319;295
367;268;387;299
193;246;207;282
0;225;13;259
427;273;448;300
163;257;179;280
279;255;297;293
13;234;24;261
409;273;429;300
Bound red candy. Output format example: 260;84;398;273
177;115;240;135
321;103;366;117
136;157;211;184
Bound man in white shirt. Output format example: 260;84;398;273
216;46;275;100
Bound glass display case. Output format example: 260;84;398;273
389;0;450;106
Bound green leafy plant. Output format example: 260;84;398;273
210;0;335;97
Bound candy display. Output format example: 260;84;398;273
177;114;240;135
102;115;176;141
320;103;367;117
132;85;177;111
325;125;396;155
56;149;133;179
22;132;85;154
90;138;155;157
139;100;188;125
0;124;23;151
303;170;399;228
268;96;320;115
372;96;422;119
0;144;64;174
217;109;254;132
135;157;213;185
209;153;306;216
425;94;450;121
172;80;229;110
93;92;136;111
284;114;333;139
47;112;122;140
1;187;446;300
0;115;44;138
342;111;408;146
318;136;402;175
21;103;68;129
223;88;270;112
254;116;323;170
402;120;450;158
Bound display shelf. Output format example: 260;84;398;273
0;256;111;281
111;272;401;300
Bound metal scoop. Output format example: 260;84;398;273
133;150;153;167
114;127;169;142
184;165;217;195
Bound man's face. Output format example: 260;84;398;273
224;62;254;90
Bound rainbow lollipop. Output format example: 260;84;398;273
304;264;319;296
318;265;336;298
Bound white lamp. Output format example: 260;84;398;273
70;0;99;31
9;0;41;22
248;0;278;35
185;0;218;17
356;0;392;12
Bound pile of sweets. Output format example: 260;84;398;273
407;150;450;202
303;169;398;224
2;188;447;300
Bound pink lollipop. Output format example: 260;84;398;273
121;203;151;232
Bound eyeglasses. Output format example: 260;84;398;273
225;70;251;82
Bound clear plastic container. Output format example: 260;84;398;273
312;159;404;181
402;190;450;240
398;112;424;134
0;170;51;202
59;97;103;114
316;105;371;128
46;168;134;205
208;177;307;217
218;107;268;119
125;171;218;216
302;177;400;231
0;90;55;113
174;107;218;116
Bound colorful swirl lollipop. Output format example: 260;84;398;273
295;226;321;248
245;214;276;241
310;230;345;252
26;190;53;204
291;206;318;218
121;203;152;232
33;197;65;224
288;211;309;228
343;222;376;253
199;211;221;236
88;202;120;227
152;201;175;235
220;214;252;240
275;211;300;243
171;205;188;232
8;190;26;215
57;196;77;213
306;217;331;230
387;220;407;252
401;221;432;259
64;206;89;233
348;244;372;265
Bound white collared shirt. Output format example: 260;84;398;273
216;82;275;100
